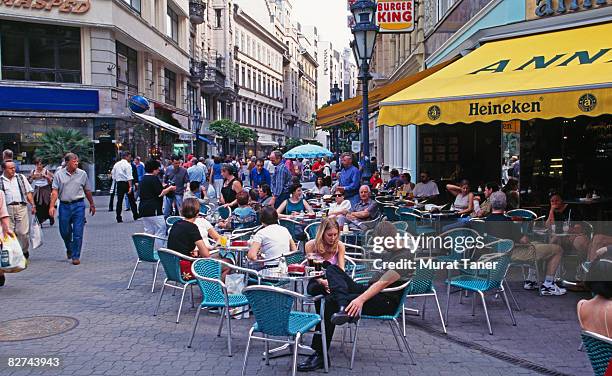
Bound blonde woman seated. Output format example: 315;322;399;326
276;183;314;219
305;217;346;297
446;179;474;215
327;188;351;218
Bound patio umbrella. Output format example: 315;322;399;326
284;144;333;159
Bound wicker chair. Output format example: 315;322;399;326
153;248;198;323
127;233;167;293
581;330;612;376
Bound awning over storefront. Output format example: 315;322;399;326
378;22;612;126
316;58;456;129
197;135;217;145
132;112;194;141
257;140;279;147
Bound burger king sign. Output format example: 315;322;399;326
348;0;415;34
376;0;415;33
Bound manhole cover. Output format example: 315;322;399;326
0;316;78;342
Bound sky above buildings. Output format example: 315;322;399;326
294;0;352;52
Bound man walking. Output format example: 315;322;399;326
269;150;292;209
111;151;138;223
337;152;361;206
187;157;206;198
0;160;35;260
49;153;96;265
163;155;189;218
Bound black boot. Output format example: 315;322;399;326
0;274;5;287
297;353;325;372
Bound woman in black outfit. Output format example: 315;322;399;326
139;160;174;245
220;164;242;208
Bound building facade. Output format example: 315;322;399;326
0;0;196;191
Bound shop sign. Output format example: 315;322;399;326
527;0;611;20
0;0;91;14
502;120;521;133
351;141;361;153
347;0;415;33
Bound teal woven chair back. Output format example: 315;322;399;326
305;222;320;240
166;216;183;227
383;206;400;221
158;250;186;284
441;228;480;261
481;240;513;290
199;204;210;216
132;234;158;262
285;251;305;265
391;283;413;318
581;331;612;376
506;209;537;220
279;219;301;241
396;208;420;233
406;263;435;295
393;221;408;232
192;259;225;303
244;289;294;336
218;206;231;220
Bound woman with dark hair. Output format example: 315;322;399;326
578;246;612;338
220;163;242;208
446;179;474;216
502;179;519;210
247;206;297;266
312;176;331;195
276;183;314;219
398;172;415;197
258;183;273;207
29;157;54;225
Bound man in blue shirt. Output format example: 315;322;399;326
250;157;271;190
384;169;401;190
337;152;361;206
187;157;206;198
269;150;292;209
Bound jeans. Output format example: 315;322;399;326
58;200;86;260
116;181;138;220
142;215;167;249
309;265;398;355
163;194;183;218
213;179;224;199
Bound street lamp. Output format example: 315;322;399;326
329;83;343;164
192;107;202;155
351;0;378;181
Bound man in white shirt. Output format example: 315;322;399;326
111;151;138;223
413;171;440;200
0;160;35;259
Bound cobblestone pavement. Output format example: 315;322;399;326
0;197;591;376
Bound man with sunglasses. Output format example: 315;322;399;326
327;188;351;218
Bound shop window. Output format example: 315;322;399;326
164;68;177;107
0;20;81;83
116;42;138;94
166;6;179;43
122;0;141;13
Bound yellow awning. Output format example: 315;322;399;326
378;22;612;126
316;58;456;128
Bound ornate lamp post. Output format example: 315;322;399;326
350;0;378;181
192;107;202;155
328;83;342;160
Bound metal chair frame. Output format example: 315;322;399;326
241;285;328;376
153;248;198;323
127;233;167;293
188;258;258;356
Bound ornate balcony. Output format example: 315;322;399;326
201;66;226;94
189;0;205;24
189;59;205;82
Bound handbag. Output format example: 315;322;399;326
0;235;27;273
30;216;43;249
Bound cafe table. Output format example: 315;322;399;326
216;244;250;267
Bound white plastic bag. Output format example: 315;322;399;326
226;273;249;319
30;216;43;249
207;184;216;200
0;235;27;273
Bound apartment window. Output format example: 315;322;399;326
241;67;245;86
437;0;456;22
0;20;81;83
247;105;252;125
242;105;246;124
116;41;138;94
247;69;251;89
122;0;141;13
215;9;222;28
166;6;179;43
235;63;239;85
164;68;176;106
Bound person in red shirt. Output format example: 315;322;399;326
311;158;323;177
370;170;383;190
